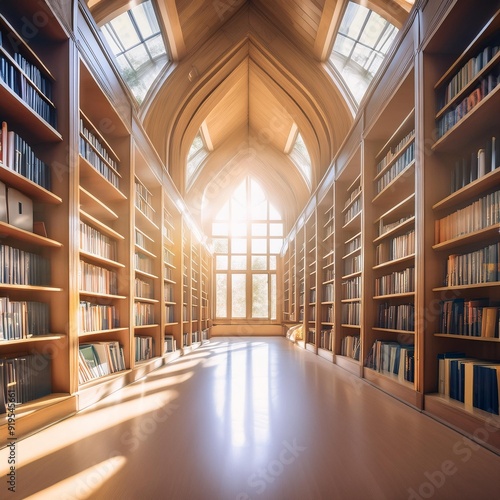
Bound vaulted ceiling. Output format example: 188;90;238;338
86;0;414;232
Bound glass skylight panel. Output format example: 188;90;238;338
289;132;312;187
186;131;208;185
101;0;168;104
330;1;398;104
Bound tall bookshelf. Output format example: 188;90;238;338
363;68;419;407
0;0;75;444
163;198;180;358
77;59;132;408
335;148;363;376
133;147;162;367
421;1;500;451
305;211;317;353
318;183;335;362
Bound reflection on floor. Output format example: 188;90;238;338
1;337;500;499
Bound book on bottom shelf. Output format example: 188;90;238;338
0;352;51;413
78;341;125;384
164;334;176;353
365;340;414;383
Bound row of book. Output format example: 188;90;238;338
135;335;154;362
323;267;334;282
444;242;499;287
307;328;316;344
135;277;154;299
78;341;125;385
164;282;175;302
375;229;415;265
165;304;175;323
450;137;498;194
0;54;56;128
439;44;499;109
341;302;360;326
439;298;499;338
322;304;333;323
0;298;49;340
0;121;52;190
375;267;415;296
344;198;362;226
79;301;119;332
319;329;333;351
135;252;153;274
344;254;362;275
341;334;360;360
164;247;175;266
309;305;316;322
345;234;361;255
164;334;176;353
79;260;118;295
437;75;499;138
376;129;415;174
435;189;500;244
376;302;415;332
342;276;361;300
80;221;117;261
134;301;154;326
439;353;500;415
365;340;415;383
135;180;155;221
375;141;415;195
0;244;50;286
79;121;119;189
378;214;413;238
0;353;51;413
322;283;334;302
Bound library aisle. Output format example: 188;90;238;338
1;337;499;499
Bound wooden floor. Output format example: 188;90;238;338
1;337;500;499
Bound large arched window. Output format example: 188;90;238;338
212;177;283;321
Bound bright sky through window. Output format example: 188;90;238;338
102;0;168;104
289;131;312;188
330;2;398;104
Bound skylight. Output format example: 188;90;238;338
330;1;398;104
289;131;312;188
186;131;209;188
101;0;168;104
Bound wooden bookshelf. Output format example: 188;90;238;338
0;0;76;446
421;0;500;451
335;146;363;376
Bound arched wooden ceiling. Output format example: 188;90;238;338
86;0;414;231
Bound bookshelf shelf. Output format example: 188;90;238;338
0;164;62;204
433;282;500;292
79;291;127;300
372;327;415;335
79;250;125;269
0;221;62;247
79;187;119;221
432;224;500;251
79;211;124;240
373;292;415;300
432;167;500;212
434;333;500;342
79;155;126;202
373;216;415;243
432;87;500;153
0;284;62;292
0;334;66;344
373;254;415;270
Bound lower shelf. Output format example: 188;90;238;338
318;347;334;363
0;393;77;448
363;367;422;409
424;394;500;454
336;354;361;376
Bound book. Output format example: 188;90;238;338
438;352;466;395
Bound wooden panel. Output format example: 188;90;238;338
249;61;295;152
252;0;325;51
176;0;246;52
205;62;249;149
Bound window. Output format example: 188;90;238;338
289;131;312;188
186;131;209;188
329;1;398;104
213;177;283;321
101;0;169;104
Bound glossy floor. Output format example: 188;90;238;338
1;337;499;499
